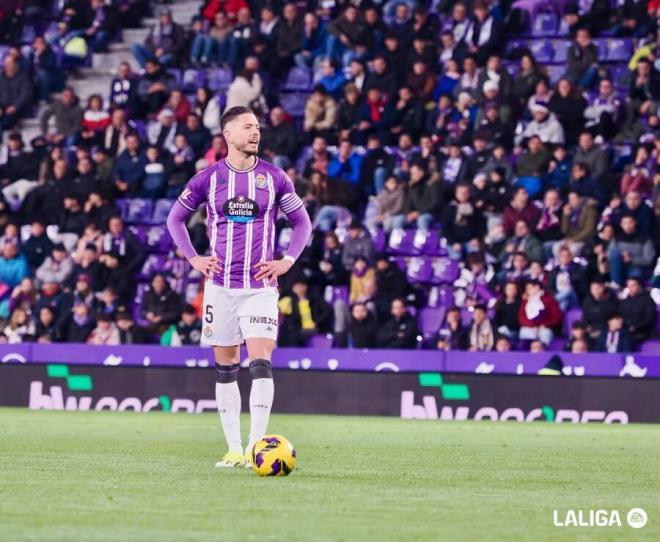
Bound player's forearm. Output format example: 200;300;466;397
166;201;198;260
283;206;312;262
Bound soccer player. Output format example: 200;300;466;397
166;106;312;468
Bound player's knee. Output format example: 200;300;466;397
249;358;272;379
215;362;239;383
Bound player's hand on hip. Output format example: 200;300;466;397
190;255;222;279
254;258;293;283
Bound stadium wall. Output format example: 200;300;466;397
1;363;659;424
0;344;658;376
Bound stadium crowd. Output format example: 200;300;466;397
0;0;658;352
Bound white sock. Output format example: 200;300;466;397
215;381;242;454
246;377;274;454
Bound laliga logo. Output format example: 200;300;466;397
553;508;647;529
400;372;629;423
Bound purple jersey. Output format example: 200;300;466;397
177;158;304;289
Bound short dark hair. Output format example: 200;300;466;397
221;106;254;131
571;320;586;330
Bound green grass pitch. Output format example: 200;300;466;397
1;408;658;542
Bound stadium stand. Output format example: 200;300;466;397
0;0;658;353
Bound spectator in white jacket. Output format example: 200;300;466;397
147;108;178;154
35;243;74;286
224;57;263;113
2;307;35;343
87;313;120;345
517;101;565;146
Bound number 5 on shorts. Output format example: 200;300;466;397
205;304;213;323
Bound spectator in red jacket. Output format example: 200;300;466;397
502;187;541;237
518;279;563;346
80;94;110;148
202;0;248;24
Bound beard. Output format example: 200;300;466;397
235;141;259;156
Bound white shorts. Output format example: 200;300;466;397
200;281;279;346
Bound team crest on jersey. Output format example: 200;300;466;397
223;194;260;223
203;326;212;337
255;173;268;189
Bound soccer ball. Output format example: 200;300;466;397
251;434;296;476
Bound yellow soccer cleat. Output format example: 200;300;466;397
243;452;254;470
214;452;245;468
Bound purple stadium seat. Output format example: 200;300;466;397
506;39;526;54
504;62;521;79
132;303;149;327
138;254;165;280
564;308;583;336
610;65;631;90
532;12;558;37
150;199;175;224
295;145;313;172
184;281;200;304
128;225;147;243
283;67;312;91
135;283;150;304
323;285;349;305
367;227;386;253
167;69;182;87
335;207;353;228
125;199;153;224
167;276;186;294
20;44;33;61
430;257;459;284
388;228;414;255
207;67;233;92
639;341;660;354
20;25;38;45
145;225;173;253
594;39;608;60
529;40;554;64
606;39;633;62
411;229;440;256
419;307;445;338
279;93;309;117
547;64;565;84
182;68;207;93
460;308;473;327
406;257;432;283
364;197;380;224
163;256;189;278
427;285;453;308
307;333;333;348
115;198;130;220
552;40;570;64
392;256;407;273
127;119;147;141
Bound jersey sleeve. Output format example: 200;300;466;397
177;168;209;211
276;169;304;216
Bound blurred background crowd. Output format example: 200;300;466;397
0;0;658;353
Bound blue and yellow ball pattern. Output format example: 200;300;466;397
251;434;296;476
